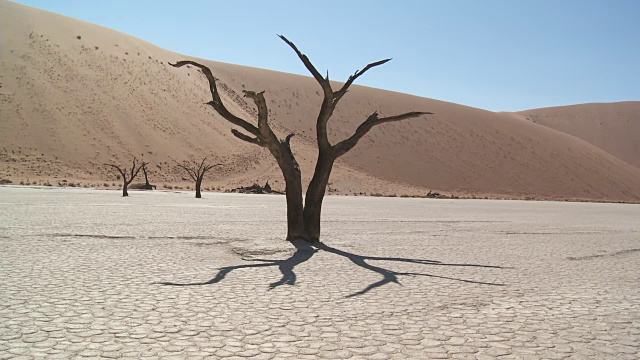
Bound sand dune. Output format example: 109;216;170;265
513;102;640;168
1;0;639;202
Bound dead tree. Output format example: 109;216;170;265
104;157;148;197
140;163;156;190
177;158;222;198
170;35;431;242
142;164;151;188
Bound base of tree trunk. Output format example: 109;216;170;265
286;234;308;242
289;239;320;251
286;233;321;243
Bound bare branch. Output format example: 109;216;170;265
281;133;300;173
334;111;432;157
129;157;137;182
334;58;392;101
231;129;263;145
169;60;259;136
283;133;295;146
104;163;126;179
177;163;198;182
278;35;340;149
278;35;332;95
177;157;222;183
104;158;146;184
202;163;223;175
278;35;324;83
277;36;404;153
242;90;271;135
130;160;148;184
198;157;207;174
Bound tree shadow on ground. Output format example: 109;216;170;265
315;243;505;297
158;241;506;297
157;240;318;289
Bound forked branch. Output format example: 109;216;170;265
279;34;393;107
334;58;392;102
104;157;147;184
177;157;222;181
242;90;271;136
130;158;147;183
177;157;223;198
170;55;302;203
279;35;432;154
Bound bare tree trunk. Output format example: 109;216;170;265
303;153;335;241
195;179;202;198
143;167;150;187
283;169;306;241
266;140;306;241
122;181;129;197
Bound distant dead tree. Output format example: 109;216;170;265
104;157;148;197
177;158;222;198
170;35;431;242
140;163;156;190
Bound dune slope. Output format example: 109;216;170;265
1;0;639;202
514;102;640;169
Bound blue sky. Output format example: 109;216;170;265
13;0;640;111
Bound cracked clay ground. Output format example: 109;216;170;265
1;186;639;359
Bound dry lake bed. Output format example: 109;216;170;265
1;186;639;359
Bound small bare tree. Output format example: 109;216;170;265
177;158;222;198
104;157;148;197
140;163;156;190
170;35;431;242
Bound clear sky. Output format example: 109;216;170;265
12;0;640;111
